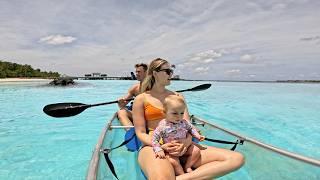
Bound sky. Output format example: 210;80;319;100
0;0;319;81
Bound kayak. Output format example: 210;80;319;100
86;113;320;180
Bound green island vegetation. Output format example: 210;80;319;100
0;60;60;78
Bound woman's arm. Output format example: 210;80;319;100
132;94;153;145
151;127;164;153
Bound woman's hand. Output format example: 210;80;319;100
161;134;192;157
161;141;183;156
177;134;192;148
155;150;166;159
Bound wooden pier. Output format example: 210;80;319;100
70;73;180;81
73;76;133;80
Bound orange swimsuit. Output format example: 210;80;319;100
144;101;165;121
143;93;180;121
143;100;165;138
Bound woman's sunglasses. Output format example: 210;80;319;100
156;68;174;75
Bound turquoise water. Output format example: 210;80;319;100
0;80;319;179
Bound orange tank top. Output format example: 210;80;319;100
144;101;165;121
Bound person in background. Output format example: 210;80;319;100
132;58;244;180
117;63;147;127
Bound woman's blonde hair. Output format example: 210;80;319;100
140;58;169;93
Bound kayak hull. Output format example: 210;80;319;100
87;114;320;180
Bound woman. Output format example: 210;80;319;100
132;58;244;180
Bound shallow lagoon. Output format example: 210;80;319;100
0;80;319;179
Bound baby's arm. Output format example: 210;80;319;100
151;127;166;158
184;120;205;141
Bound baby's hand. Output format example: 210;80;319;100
199;135;205;141
155;151;166;159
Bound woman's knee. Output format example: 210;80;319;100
228;151;245;170
139;148;175;180
144;162;175;180
148;170;175;180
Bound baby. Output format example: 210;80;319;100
151;95;205;175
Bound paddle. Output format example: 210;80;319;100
43;83;211;118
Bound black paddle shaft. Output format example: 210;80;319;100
43;83;211;118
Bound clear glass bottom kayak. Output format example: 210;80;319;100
87;113;320;180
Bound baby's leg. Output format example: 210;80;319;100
166;154;185;175
184;144;201;173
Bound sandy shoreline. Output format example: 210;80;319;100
0;78;52;83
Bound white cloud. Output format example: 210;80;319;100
194;67;210;73
197;50;222;58
240;54;255;63
190;56;201;61
226;69;241;74
39;35;77;45
185;49;225;65
203;58;214;63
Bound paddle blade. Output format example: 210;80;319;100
177;83;212;92
191;83;211;91
43;103;88;118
